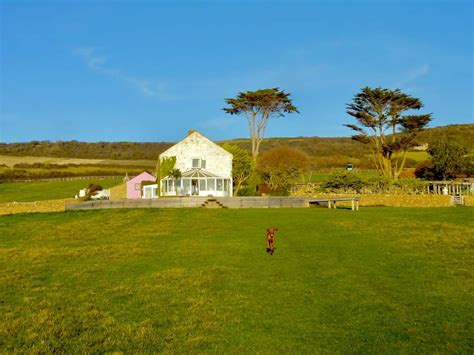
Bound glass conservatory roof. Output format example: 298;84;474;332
164;168;225;179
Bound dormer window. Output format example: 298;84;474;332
192;158;206;169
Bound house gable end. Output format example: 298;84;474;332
159;131;232;160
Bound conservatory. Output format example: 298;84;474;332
160;168;232;197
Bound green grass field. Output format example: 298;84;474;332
0;155;156;167
404;151;430;162
0;178;123;202
1;207;472;353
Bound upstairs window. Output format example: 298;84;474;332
192;158;207;169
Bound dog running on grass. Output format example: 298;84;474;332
266;228;278;255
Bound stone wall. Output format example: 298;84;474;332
298;193;454;207
464;195;474;206
65;197;324;210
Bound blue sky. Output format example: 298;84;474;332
1;0;472;143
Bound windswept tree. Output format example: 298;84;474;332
223;88;299;163
345;87;432;179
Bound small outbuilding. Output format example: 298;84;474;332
126;171;156;199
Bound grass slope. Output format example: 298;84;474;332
0;154;155;168
1;208;472;353
1;124;472;161
0;178;123;202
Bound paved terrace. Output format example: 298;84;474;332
65;196;360;211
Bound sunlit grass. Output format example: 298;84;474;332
0;178;123;202
0;208;472;352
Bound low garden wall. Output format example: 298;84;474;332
292;192;462;207
2;195;471;215
65;197;317;210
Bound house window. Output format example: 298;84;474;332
135;183;141;190
153;188;157;196
199;179;206;191
183;179;190;191
216;179;223;191
192;158;207;169
207;179;215;190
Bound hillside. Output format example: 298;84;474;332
0;124;472;163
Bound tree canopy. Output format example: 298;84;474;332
416;139;472;180
223;88;299;162
257;145;309;191
345;87;432;179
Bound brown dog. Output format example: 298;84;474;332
266;228;278;255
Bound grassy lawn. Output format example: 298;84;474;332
0;178;123;202
0;208;472;353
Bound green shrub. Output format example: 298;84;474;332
321;172;364;193
237;186;257;196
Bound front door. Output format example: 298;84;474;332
192;179;199;195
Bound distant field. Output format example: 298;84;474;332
0;178;123;202
0;208;472;353
404;151;430;162
0;155;156;168
304;170;380;183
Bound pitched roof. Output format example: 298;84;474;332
128;171;156;183
159;130;232;158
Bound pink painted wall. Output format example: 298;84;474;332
126;171;156;199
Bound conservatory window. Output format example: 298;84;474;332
216;179;223;191
183;179;190;191
224;179;228;192
199;179;206;191
207;179;215;190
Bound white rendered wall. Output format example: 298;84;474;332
159;132;232;179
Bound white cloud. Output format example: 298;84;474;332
74;47;173;100
394;64;430;89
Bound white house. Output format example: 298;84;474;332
146;130;233;198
